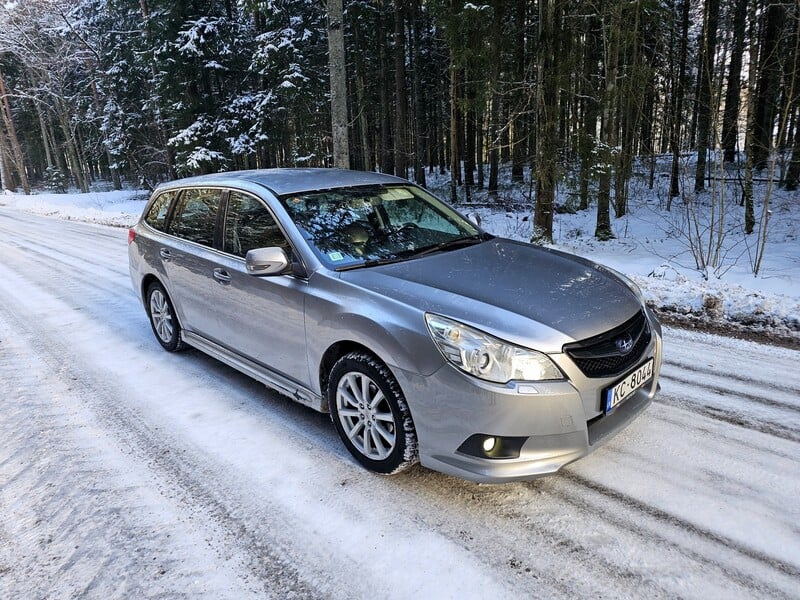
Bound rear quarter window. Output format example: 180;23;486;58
144;191;177;232
168;188;222;247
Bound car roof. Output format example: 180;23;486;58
155;168;409;196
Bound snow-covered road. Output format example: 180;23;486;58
1;208;798;599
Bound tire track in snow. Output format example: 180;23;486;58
652;408;798;463
662;358;800;399
660;371;800;414
655;391;800;443
0;312;267;599
0;281;320;599
559;472;799;597
0;220;129;282
0;215;326;596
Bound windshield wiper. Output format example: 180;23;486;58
336;233;492;272
404;233;490;259
336;255;407;271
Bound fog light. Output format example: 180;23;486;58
456;434;528;459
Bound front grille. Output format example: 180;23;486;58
564;310;651;378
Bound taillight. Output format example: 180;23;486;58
128;228;136;245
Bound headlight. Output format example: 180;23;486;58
425;314;563;383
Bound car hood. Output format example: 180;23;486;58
339;238;642;351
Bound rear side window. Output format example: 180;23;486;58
223;191;290;258
144;191;176;232
169;188;222;247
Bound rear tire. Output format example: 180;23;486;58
145;281;185;352
328;352;418;474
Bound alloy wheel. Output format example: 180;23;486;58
335;371;397;460
149;288;174;344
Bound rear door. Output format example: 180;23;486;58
158;187;224;338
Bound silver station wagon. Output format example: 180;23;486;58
128;168;662;482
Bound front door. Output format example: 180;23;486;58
203;190;310;388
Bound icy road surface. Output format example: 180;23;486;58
0;209;798;599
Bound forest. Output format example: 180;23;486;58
0;0;798;243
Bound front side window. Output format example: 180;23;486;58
144;190;177;232
169;188;221;247
279;185;481;269
223;191;290;258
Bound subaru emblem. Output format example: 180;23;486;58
615;333;634;355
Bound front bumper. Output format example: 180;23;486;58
394;319;662;483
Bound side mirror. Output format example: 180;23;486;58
245;247;290;276
466;211;482;228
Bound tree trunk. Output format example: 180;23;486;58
34;100;54;172
487;93;501;197
394;0;408;178
353;22;373;171
721;0;748;164
0;68;30;195
327;0;350;169
752;0;787;171
86;72;122;189
139;0;175;180
411;0;426;185
780;5;800;187
0;126;10;191
378;8;394;174
579;16;600;210
669;0;690;203
510;0;527;183
464;104;476;187
57;108;88;193
615;0;644;217
449;9;460;203
596;1;620;240
487;2;504;198
694;0;720;192
743;0;759;233
476;106;484;188
534;0;560;242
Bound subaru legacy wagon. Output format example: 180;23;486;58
128;168;662;482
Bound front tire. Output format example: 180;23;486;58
328;352;418;474
145;281;185;352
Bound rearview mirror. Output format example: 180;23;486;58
245;247;290;276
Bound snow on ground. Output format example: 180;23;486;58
0;187;148;227
1;164;798;344
0;208;798;598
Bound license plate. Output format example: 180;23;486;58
604;358;654;413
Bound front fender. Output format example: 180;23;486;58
304;277;444;395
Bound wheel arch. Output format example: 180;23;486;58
319;341;383;409
140;273;162;306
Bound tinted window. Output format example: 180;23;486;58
223;191;289;258
144;191;176;232
169;188;221;247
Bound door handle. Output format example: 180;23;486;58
213;268;232;284
159;248;173;260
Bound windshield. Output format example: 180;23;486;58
279;185;483;269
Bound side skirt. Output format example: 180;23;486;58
182;331;326;413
